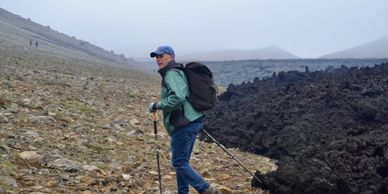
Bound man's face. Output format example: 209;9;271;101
156;54;173;69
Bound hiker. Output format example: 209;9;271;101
148;45;218;194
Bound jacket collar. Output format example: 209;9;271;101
158;60;183;77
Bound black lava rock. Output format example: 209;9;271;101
202;63;388;194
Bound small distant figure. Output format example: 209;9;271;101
305;66;310;73
29;40;32;47
35;41;39;48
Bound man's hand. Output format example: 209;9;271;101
148;102;160;113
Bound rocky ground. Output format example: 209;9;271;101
0;54;276;194
203;63;388;194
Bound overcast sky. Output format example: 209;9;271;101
1;0;388;58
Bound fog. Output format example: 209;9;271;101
1;0;388;58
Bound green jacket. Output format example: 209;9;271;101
158;61;203;135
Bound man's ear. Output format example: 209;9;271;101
167;54;174;61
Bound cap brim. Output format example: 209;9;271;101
150;51;163;58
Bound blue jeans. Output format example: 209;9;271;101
171;120;209;194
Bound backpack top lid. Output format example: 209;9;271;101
185;62;213;78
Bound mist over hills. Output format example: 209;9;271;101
179;36;388;61
321;36;388;59
0;7;144;70
179;46;298;61
2;5;387;75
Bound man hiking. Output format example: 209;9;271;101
148;45;218;194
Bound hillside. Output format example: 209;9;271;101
0;7;144;70
0;7;276;194
179;46;298;61
0;53;277;193
321;36;388;59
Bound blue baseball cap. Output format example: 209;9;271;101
150;46;175;58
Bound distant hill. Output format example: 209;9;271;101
179;46;299;61
321;36;388;59
0;7;144;70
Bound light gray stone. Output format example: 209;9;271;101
113;124;125;131
38;169;50;175
19;151;42;162
0;175;18;187
0;113;9;123
25;130;40;138
130;118;140;126
127;129;144;137
82;164;99;172
9;103;18;113
46;158;82;172
114;119;129;128
29;116;55;124
108;161;122;170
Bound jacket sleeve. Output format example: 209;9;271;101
159;70;188;112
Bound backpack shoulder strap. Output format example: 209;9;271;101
161;66;188;114
161;66;185;88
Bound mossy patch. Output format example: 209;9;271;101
0;156;15;171
127;91;136;98
78;104;97;113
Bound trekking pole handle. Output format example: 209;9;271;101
152;111;158;121
152;111;158;135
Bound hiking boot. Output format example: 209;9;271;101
202;186;218;194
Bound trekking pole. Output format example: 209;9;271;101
201;129;262;184
152;111;163;194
